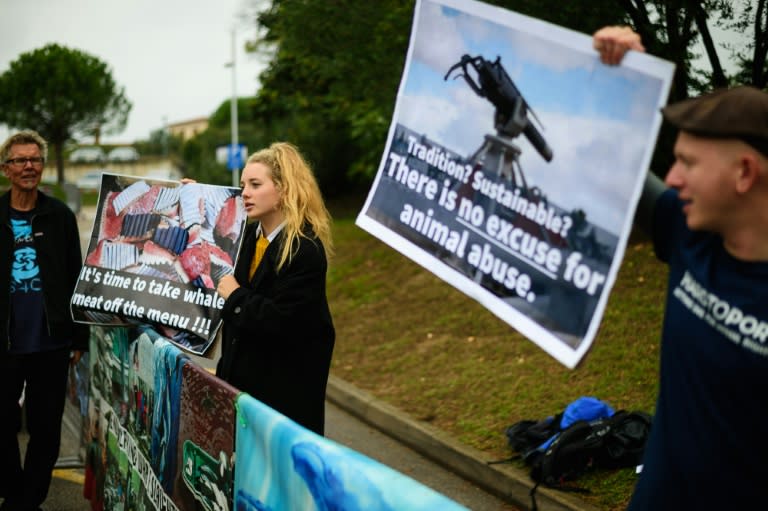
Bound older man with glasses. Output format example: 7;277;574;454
0;130;89;511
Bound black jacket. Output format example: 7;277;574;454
216;223;335;435
0;190;89;353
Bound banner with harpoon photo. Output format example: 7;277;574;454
356;0;674;367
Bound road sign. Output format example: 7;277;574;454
216;144;247;171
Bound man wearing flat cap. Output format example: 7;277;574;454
593;26;768;510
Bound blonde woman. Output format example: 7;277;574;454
216;142;335;435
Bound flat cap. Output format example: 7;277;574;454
662;86;768;155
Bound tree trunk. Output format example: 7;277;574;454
752;0;768;88
55;143;65;185
690;1;728;88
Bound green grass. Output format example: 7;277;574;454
326;197;666;511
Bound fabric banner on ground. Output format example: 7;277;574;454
356;0;675;367
172;362;238;510
234;393;468;511
71;173;246;355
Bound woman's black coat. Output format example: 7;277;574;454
216;223;335;435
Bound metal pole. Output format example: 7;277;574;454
162;115;168;157
230;28;240;187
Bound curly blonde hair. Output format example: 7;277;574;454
246;142;333;270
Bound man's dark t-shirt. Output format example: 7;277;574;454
9;208;68;353
627;189;768;510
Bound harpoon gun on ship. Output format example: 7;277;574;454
444;54;553;163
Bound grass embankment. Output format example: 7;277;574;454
325;197;666;511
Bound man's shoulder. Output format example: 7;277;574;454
36;191;75;217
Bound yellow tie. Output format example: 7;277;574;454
249;234;269;280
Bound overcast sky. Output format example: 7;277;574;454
0;0;267;144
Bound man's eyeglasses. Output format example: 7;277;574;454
4;157;45;168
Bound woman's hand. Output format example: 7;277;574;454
593;25;645;65
217;274;240;299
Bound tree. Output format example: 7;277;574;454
245;1;767;187
719;0;768;88
598;1;767;171
0;44;131;184
245;0;412;189
178;97;266;186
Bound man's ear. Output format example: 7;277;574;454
735;153;761;194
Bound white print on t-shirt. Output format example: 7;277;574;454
672;271;768;357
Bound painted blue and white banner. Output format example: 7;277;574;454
356;0;674;367
234;394;468;511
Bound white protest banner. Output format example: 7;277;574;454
71;173;246;355
356;0;674;367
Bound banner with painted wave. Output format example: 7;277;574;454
70;173;247;355
234;393;468;511
356;0;675;367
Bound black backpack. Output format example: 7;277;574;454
504;413;562;462
506;410;652;510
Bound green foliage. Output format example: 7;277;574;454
209;97;261;127
493;0;627;33
175;97;267;186
134;128;181;158
0;44;131;184
247;0;411;185
592;0;768;173
718;0;768;88
242;0;766;188
80;189;99;207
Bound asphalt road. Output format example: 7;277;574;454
325;401;520;511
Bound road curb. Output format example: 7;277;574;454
326;375;600;511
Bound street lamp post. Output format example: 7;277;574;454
230;28;240;188
162;115;168;157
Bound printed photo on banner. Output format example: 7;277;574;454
85;326;186;511
71;173;247;355
356;0;674;367
174;363;238;510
